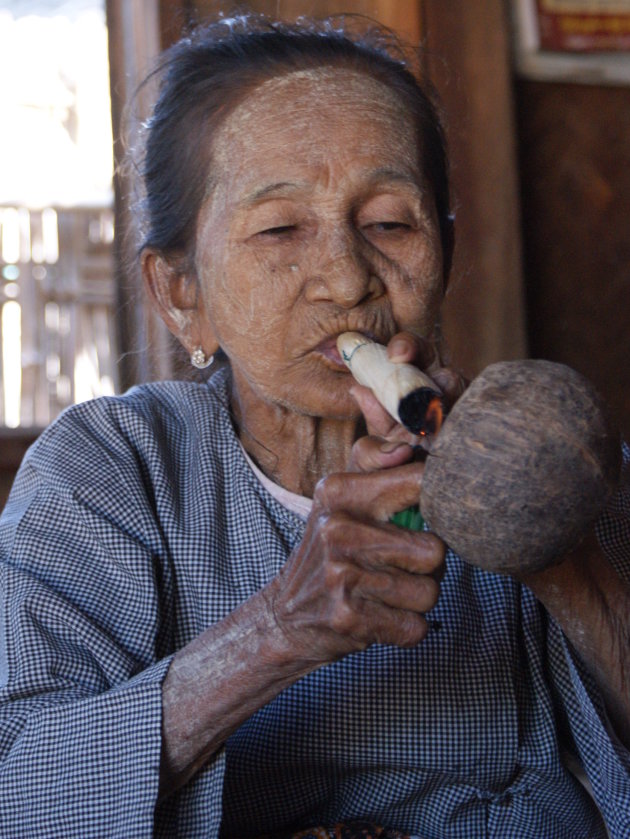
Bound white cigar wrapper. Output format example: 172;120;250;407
336;332;441;429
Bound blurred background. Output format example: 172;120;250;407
1;0;629;506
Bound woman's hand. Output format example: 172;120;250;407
263;332;455;668
161;447;445;795
263;331;454;669
264;428;445;669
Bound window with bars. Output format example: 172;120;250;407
0;205;118;428
0;0;118;433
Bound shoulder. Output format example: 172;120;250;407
19;371;237;493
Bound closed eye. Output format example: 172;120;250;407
365;221;412;232
258;225;297;236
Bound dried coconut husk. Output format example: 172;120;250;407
420;359;621;575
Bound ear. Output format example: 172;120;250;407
141;248;219;356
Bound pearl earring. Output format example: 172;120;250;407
190;347;213;369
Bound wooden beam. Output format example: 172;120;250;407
517;79;630;440
422;0;528;376
159;0;196;49
106;0;177;387
192;0;421;41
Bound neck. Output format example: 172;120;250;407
230;380;360;498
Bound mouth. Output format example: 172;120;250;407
313;336;347;369
313;330;381;371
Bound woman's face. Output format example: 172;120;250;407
193;67;445;420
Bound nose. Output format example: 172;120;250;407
305;229;384;308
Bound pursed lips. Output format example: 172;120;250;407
313;331;381;369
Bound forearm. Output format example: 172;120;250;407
159;458;445;798
522;531;630;747
159;583;317;797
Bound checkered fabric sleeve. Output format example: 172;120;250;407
548;440;630;838
1;369;629;839
0;382;232;838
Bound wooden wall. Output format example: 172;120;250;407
422;0;528;376
516;80;630;441
172;0;422;43
0;432;36;510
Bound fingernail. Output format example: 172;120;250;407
388;338;408;360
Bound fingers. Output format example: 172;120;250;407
308;587;432;649
347;332;466;440
330;513;446;584
322;541;440;616
273;509;446;656
388;331;440;372
431;366;468;411
314;461;423;522
347;434;415;473
265;378;453;662
324;595;432;649
349;384;397;439
320;510;445;577
318;510;444;647
348;386;426;445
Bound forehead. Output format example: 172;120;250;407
209;67;420;182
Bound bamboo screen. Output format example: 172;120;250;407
0;206;118;429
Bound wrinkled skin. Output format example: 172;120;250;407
145;69;449;495
141;67;630;797
193;70;445;428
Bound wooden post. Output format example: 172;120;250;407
422;0;528;377
106;0;177;387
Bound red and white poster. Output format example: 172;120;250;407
535;0;630;51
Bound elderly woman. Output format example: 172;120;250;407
1;14;629;839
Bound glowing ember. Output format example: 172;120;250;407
424;397;444;436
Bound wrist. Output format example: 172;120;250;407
517;530;598;605
256;574;332;674
160;585;320;795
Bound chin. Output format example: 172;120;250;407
239;363;360;421
276;382;361;422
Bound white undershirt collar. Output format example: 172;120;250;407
239;440;313;521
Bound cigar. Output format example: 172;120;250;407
337;332;444;436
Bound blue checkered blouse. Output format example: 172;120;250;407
1;369;629;838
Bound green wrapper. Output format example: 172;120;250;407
390;505;425;531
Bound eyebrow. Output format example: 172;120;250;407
239;182;308;207
239;167;426;207
366;167;426;195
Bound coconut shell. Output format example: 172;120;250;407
419;359;621;575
